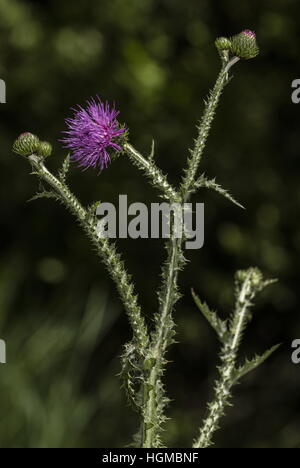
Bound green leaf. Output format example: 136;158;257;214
119;341;144;414
233;344;280;383
191;289;228;340
195;174;244;209
28;190;61;203
262;278;278;289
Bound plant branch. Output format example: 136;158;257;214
27;154;149;353
131;58;240;448
142;233;184;447
181;58;239;198
193;268;277;448
124;142;180;202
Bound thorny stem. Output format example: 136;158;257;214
181;58;239;197
138;58;240;448
28;151;182;448
28;154;149;353
142;234;183;447
124;142;184;446
124;142;180;202
193;272;253;448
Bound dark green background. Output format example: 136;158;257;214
0;0;299;448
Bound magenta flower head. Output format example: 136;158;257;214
242;29;256;38
231;29;259;59
62;97;126;171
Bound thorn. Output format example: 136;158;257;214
149;139;155;160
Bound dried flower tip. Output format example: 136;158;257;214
37;141;52;158
215;37;232;51
242;29;256;38
230;30;259;60
12;132;40;156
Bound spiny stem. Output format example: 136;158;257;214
136;58;240;447
124;142;180;202
123;141;183;446
28;154;149;352
142;232;184;447
193;272;254;448
193;341;236;449
181;59;239;197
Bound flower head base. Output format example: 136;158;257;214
230;30;259;60
13;132;40;156
62;98;126;171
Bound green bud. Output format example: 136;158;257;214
12;132;40;156
230;30;259;60
215;37;232;51
235;267;263;288
248;268;263;287
37;141;52;158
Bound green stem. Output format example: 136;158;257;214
124;142;180;202
181;58;239;197
28;154;149;352
142;233;184;447
193;272;253;448
193;343;236;449
137;58;240;447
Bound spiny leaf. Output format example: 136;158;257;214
119;341;144;413
58;154;71;183
233;344;280;383
28;191;61;203
195;173;244;209
261;278;278;289
192;288;228;340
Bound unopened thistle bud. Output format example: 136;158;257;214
230;30;259;60
12;132;40;156
235;267;263;290
215;37;232;51
37;141;52;158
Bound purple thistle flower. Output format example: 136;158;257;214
62;97;126;170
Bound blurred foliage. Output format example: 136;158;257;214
0;0;300;447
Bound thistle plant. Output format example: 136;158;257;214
13;30;279;448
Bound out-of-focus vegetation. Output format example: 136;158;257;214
0;0;300;447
